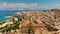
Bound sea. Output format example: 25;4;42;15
0;10;32;22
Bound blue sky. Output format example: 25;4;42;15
0;0;60;10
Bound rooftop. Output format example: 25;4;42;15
22;18;45;27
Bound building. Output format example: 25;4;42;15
21;18;48;34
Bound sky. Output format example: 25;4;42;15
0;0;60;10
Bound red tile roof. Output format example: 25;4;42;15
22;18;29;26
22;18;45;27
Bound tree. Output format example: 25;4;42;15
28;23;35;34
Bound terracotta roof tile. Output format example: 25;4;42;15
22;18;45;27
22;18;29;26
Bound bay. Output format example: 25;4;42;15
0;10;31;22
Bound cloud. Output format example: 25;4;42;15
0;3;40;10
42;4;60;9
52;4;60;9
1;2;60;10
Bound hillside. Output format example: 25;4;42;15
0;9;60;34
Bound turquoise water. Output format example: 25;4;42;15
0;10;32;22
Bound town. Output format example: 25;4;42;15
0;9;60;34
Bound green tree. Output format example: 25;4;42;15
28;23;35;34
